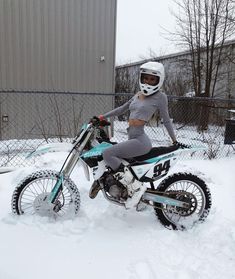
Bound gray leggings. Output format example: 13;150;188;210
103;126;152;171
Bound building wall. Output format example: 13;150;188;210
0;0;117;93
0;0;117;140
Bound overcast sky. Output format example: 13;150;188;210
116;0;178;65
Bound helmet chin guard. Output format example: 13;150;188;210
139;61;165;96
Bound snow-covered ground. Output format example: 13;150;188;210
0;152;235;279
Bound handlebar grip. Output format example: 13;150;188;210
90;116;111;127
99;119;111;127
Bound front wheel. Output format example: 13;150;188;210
12;170;80;219
154;173;212;230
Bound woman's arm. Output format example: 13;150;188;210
103;97;133;118
158;94;176;142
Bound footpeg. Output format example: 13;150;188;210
89;181;101;199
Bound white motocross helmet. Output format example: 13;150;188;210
139;61;165;96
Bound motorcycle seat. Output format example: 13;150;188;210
128;145;179;163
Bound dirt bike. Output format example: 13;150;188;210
11;118;212;230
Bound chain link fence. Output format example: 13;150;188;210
0;91;235;167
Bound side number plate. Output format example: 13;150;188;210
153;159;170;178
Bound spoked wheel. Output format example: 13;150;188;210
154;173;212;230
12;170;80;219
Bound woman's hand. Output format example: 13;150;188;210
173;141;190;149
98;115;105;121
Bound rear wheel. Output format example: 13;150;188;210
154;173;211;230
12;170;80;219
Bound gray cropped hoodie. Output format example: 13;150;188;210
103;91;176;141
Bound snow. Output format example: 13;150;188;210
0;153;235;279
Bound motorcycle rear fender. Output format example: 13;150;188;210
133;146;207;181
131;151;179;180
26;142;73;159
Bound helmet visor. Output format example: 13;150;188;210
140;73;160;86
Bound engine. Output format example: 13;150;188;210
103;174;128;200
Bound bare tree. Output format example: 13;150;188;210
172;0;235;96
170;0;235;130
115;66;139;120
163;67;193;96
115;66;139;94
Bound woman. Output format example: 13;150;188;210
92;61;177;208
102;61;176;169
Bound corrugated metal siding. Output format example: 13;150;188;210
0;0;117;93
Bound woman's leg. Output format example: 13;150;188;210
103;135;151;171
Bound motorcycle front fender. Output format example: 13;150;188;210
0;167;16;174
26;142;74;159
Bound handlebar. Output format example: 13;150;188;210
89;116;111;127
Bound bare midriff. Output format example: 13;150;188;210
128;119;145;126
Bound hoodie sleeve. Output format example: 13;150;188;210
103;97;133;118
158;93;176;141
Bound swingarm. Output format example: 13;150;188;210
143;189;194;209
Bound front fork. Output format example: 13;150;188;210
48;149;81;204
49;127;94;205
